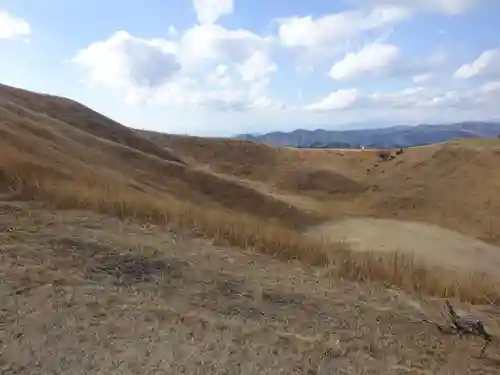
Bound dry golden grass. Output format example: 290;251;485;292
139;131;286;180
2;82;500;305
358;142;500;244
334;250;499;304
140;130;370;199
1;162;328;267
4;202;500;374
3;160;499;304
145;130;500;245
0;138;359;277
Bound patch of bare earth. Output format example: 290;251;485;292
307;218;500;276
1;201;500;374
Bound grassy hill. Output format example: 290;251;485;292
4;82;500;373
2;82;500;303
139;131;369;199
142;129;500;245
0;84;334;264
358;140;500;244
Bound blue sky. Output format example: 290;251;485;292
1;0;499;136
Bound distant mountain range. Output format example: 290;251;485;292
236;122;500;149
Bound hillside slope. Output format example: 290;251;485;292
2;85;500;373
2;82;500;302
356;141;500;244
0;83;329;261
140;131;370;199
0;85;185;165
142;129;500;245
4;80;496;245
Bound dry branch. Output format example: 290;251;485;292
427;300;493;357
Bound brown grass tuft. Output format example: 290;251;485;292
331;250;499;305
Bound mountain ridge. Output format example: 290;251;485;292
237;121;500;148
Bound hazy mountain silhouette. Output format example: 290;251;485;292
237;122;500;148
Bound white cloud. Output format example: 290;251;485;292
368;87;458;109
178;24;274;71
366;0;480;14
305;85;500;112
412;72;432;83
305;89;359;111
72;24;282;112
177;24;279;110
277;5;410;53
479;80;500;94
471;80;500;106
0;11;30;40
454;49;500;80
327;44;447;82
69;0;494;122
426;0;478;13
151;75;286;112
329;43;400;80
143;74;244;110
205;64;232;88
72;31;181;103
237;50;277;82
247;78;288;111
193;0;233;24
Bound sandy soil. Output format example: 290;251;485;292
2;201;500;374
308;218;500;275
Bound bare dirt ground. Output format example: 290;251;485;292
2;200;500;374
307;218;500;275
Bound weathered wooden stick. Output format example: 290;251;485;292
439;300;492;357
414;300;493;357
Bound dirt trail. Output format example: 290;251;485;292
308;217;500;274
2;201;500;374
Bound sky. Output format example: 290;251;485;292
0;0;499;136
